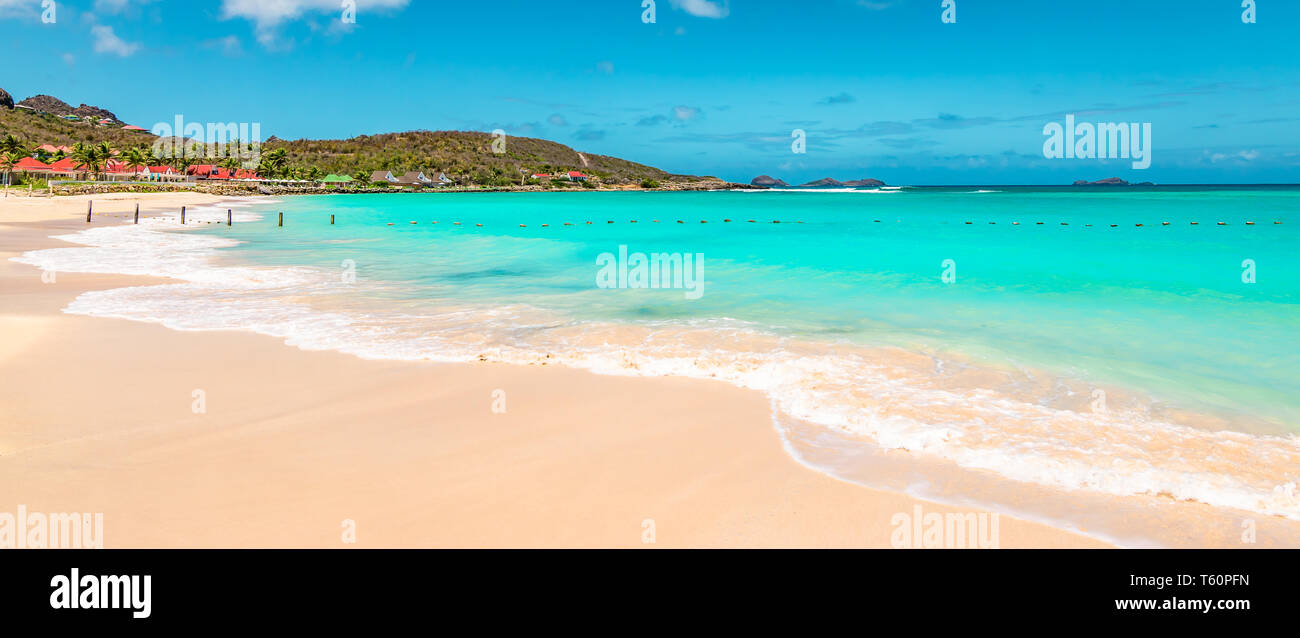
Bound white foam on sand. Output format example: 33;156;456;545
13;217;1300;534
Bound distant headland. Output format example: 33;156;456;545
1072;177;1156;186
750;175;886;188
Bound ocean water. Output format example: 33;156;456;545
18;187;1300;544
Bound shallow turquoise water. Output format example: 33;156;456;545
211;187;1299;430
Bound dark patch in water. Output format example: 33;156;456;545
443;268;530;280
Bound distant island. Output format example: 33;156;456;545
751;175;788;187
1072;177;1156;186
750;175;886;188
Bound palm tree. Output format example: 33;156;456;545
1;150;24;188
258;148;288;179
121;146;151;178
70;143;102;180
0;135;25;156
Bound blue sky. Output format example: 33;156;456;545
1;0;1297;184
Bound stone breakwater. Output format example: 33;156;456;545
38;179;747;198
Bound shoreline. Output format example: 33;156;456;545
0;192;1110;547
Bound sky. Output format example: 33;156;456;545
0;0;1297;184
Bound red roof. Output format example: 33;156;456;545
147;166;175;174
13;157;52;171
568;171;586;177
188;165;216;176
48;157;83;171
121;125;147;131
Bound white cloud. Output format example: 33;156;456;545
94;0;159;13
0;0;37;19
220;0;409;44
670;0;729;19
203;35;244;56
91;24;139;56
673;105;702;121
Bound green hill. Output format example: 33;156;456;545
272;130;711;186
0;104;153;149
0;94;722;187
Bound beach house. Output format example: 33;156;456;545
394;171;432;188
46;157;84;179
12;157;52;174
370;170;397;185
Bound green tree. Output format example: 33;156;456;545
258;148;288;179
121;146;151;177
1;150;24;187
70;142;107;180
0;135;25;156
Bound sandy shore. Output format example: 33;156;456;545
0;193;1107;547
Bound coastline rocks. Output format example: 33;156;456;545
0;87;12;109
800;177;887;188
751;175;789;187
1072;177;1154;186
801;177;845;187
842;178;885;187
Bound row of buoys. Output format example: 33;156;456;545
379;219;1279;229
382;219;807;226
81;204;1287;230
927;220;1282;227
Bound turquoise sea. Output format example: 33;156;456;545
26;186;1300;542
239;187;1299;427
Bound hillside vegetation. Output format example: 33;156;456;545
0;106;152;149
0;96;720;187
272;130;708;186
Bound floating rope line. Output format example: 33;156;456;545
362;218;1284;228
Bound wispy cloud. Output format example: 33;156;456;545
673;105;702;121
202;35;244;56
670;0;729;19
91;25;140;56
219;0;409;46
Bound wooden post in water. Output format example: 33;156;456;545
134;203;139;224
278;212;283;227
330;214;335;225
181;206;186;225
86;200;92;222
227;209;232;226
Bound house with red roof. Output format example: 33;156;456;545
567;171;588;182
187;165;260;181
46;157;86;178
13;157;53;173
